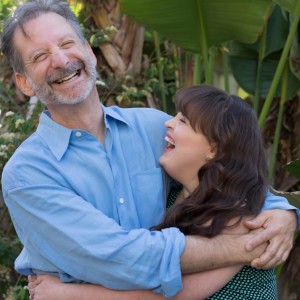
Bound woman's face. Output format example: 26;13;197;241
159;112;215;193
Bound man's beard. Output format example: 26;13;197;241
27;56;98;106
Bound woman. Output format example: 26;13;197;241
29;85;276;299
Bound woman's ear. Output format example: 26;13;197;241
208;143;217;160
15;73;35;97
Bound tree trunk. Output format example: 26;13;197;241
88;0;144;76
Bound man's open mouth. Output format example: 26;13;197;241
54;70;81;84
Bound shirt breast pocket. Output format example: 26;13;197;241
130;168;166;229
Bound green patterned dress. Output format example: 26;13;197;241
167;187;278;300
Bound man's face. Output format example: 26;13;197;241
14;12;97;105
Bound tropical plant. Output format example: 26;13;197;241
120;0;272;85
119;0;300;190
119;0;300;296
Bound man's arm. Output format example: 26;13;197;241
181;224;268;274
4;183;185;297
4;183;265;297
181;208;296;274
4;178;294;295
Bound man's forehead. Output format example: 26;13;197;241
15;12;75;40
14;13;77;46
13;14;78;63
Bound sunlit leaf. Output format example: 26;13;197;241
120;0;272;54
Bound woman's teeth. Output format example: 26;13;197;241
165;136;175;148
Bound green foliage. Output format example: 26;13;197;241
120;0;271;53
0;70;42;298
96;35;179;114
86;26;118;48
229;5;300;101
0;236;28;300
0;0;16;31
0;100;44;173
284;160;300;180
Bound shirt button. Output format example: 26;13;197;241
119;198;124;204
75;132;82;137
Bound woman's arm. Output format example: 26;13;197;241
29;265;241;300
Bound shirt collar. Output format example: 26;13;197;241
101;105;129;127
36;111;72;161
36;105;129;161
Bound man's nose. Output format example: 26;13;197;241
50;51;69;69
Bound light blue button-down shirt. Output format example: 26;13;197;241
1;105;298;297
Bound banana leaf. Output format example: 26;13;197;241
284;159;300;180
120;0;272;54
229;4;300;99
273;0;298;14
229;43;300;99
247;5;290;57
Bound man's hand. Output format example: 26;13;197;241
28;274;62;300
244;209;297;269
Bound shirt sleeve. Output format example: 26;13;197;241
3;183;185;297
262;189;300;228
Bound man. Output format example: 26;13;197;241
1;0;297;298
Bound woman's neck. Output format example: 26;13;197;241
176;187;191;205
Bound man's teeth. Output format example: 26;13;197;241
165;136;175;146
55;72;78;84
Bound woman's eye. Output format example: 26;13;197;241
179;117;187;124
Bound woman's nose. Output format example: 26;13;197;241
165;117;176;129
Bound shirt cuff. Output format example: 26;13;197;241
154;227;186;297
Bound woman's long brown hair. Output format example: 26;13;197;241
155;85;268;237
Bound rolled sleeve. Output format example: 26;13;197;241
154;228;185;297
263;190;300;228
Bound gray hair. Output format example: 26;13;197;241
0;0;85;73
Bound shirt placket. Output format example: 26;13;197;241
105;119;140;229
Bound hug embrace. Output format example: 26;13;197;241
1;1;299;299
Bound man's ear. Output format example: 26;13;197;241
15;73;35;97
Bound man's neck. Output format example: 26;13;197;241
47;88;106;144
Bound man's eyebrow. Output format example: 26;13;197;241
58;33;77;42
